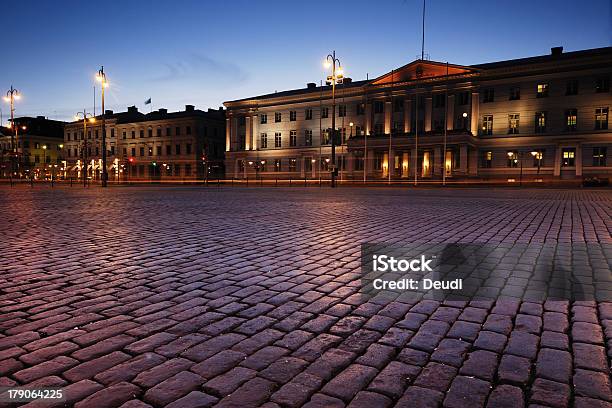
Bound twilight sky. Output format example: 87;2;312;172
2;0;610;123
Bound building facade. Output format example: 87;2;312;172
224;47;612;183
63;105;225;182
0;116;66;179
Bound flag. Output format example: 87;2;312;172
144;98;151;105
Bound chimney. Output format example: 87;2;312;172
551;46;563;56
37;115;45;119
105;109;113;115
344;78;352;84
185;104;195;112
127;105;138;113
158;108;167;114
307;82;316;89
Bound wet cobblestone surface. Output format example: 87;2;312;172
0;186;611;407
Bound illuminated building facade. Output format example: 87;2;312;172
224;46;611;183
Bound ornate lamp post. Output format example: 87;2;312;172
4;86;21;176
96;67;109;187
324;51;344;188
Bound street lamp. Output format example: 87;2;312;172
324;51;344;188
4;86;20;176
96;66;109;187
75;110;95;187
349;122;354;138
507;151;523;186
531;150;542;174
42;145;47;179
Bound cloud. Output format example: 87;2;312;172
150;53;248;84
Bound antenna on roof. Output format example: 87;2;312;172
421;0;426;60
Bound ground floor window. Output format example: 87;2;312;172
507;151;519;168
288;158;297;172
592;147;607;167
304;158;312;172
482;151;492;168
274;159;281;172
321;158;329;171
237;159;244;173
374;152;384;170
562;148;576;166
355;156;364;171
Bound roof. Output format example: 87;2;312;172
225;46;612;106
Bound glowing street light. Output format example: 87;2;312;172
323;50;344;188
75;109;95;187
96;66;109;187
4;85;21;175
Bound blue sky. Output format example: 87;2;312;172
1;0;610;122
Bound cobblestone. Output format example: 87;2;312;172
1;187;611;407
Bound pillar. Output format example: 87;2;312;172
424;97;432;132
446;95;455;131
434;146;442;176
231;117;238;152
384;101;392;135
225;118;231;151
365;103;372;135
404;99;412;133
459;144;468;174
245;116;252;151
470;92;480;136
251;114;258;150
575;144;582;176
553;145;561;176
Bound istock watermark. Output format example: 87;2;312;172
360;242;611;302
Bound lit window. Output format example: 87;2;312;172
562;148;575;166
289;111;297;121
565;109;577;131
304;130;312;146
508;114;519;134
274;132;282;148
595;107;608;130
537;83;548;98
290;130;297;147
482;115;493;135
260;133;268;148
260;114;267;124
535;112;546;133
275;112;281;122
593;147;607;167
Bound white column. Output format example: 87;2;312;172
384;101;392;134
470;92;480;136
404;99;412;133
424;97;432;132
446;95;455;131
251;115;258;150
231;117;238;152
245;116;252;151
225;118;231;151
554;145;561;176
575;144;582;176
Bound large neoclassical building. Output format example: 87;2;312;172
224;46;611;183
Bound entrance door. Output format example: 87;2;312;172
445;150;453;177
422;151;432;178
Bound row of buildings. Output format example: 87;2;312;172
2;46;611;183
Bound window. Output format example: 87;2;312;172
274;132;282;148
186;144;192;154
289;158;297;172
175;144;181;155
156;146;161;155
595;77;610;93
357;103;366;115
131;147;136;157
565;109;577;131
305;109;313;120
66;132;71;141
374;101;384;114
166;145;171;155
290;111;297;121
95;130;99;139
340;128;347;143
566;80;578;95
260;114;267;124
509;87;520;100
110;128;115;139
239;134;245;150
537;83;548;98
305;130;313;146
122;131;126;139
321;130;330;145
457;92;469;106
154;128;160;137
532;150;544;167
261;133;268;148
482;115;493;135
131;130;136;139
483;151;492;168
139;147;145;156
321;107;329;118
356;125;363;136
507;151;519;168
275;112;281;122
593;147;607;166
483;88;494;103
139;129;144;138
535;112;547;133
187;126;192;135
238;117;246;126
394;99;404;112
374;123;384;135
508;114;520;134
290;130;297;147
175;127;181;136
338;105;346;117
305;158;312;172
595;107;609;130
147;128;152;138
562;148;575;166
274;159;281;172
148;147;153;156
166;127;171;136
433;94;445;108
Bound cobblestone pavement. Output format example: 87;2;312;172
0;186;611;408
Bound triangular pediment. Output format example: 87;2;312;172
371;60;476;85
